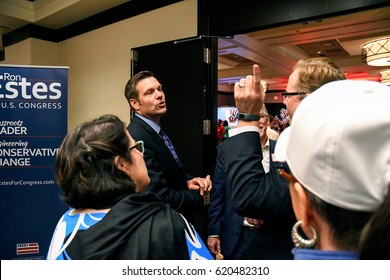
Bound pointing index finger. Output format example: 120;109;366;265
253;64;261;93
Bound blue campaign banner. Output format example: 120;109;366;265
0;65;69;259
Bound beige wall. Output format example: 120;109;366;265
1;39;58;65
2;39;33;65
1;0;197;130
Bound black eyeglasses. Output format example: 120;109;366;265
281;92;307;99
128;140;144;154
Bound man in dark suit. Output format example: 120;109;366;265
207;158;254;259
217;60;345;259
209;105;295;259
124;70;211;224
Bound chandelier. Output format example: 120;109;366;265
361;37;390;66
380;69;390;85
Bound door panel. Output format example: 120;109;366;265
131;37;218;240
131;37;218;177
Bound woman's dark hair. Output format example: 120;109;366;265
55;114;136;209
307;192;372;252
359;184;390;259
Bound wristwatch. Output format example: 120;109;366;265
236;112;260;121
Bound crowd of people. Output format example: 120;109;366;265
47;57;390;260
217;63;389;260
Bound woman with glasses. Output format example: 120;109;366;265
47;114;212;260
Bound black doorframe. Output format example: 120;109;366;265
200;0;389;36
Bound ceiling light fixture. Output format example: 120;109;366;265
361;37;390;66
379;69;390;85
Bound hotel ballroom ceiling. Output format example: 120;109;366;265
1;1;389;92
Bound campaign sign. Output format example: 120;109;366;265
0;65;69;259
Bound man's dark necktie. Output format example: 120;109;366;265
159;129;182;167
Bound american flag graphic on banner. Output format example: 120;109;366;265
16;243;39;255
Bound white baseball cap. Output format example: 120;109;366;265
274;80;390;212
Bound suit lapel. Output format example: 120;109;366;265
269;139;288;170
132;116;181;167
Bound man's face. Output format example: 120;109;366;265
283;68;303;120
130;77;167;123
258;115;269;139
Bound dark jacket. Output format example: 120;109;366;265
217;132;296;259
70;192;196;259
127;115;203;222
208;157;252;259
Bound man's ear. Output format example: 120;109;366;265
129;99;140;111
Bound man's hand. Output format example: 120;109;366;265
187;175;212;196
245;217;264;228
234;64;265;126
207;236;221;255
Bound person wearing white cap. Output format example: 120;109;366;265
275;79;390;259
218;64;390;259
